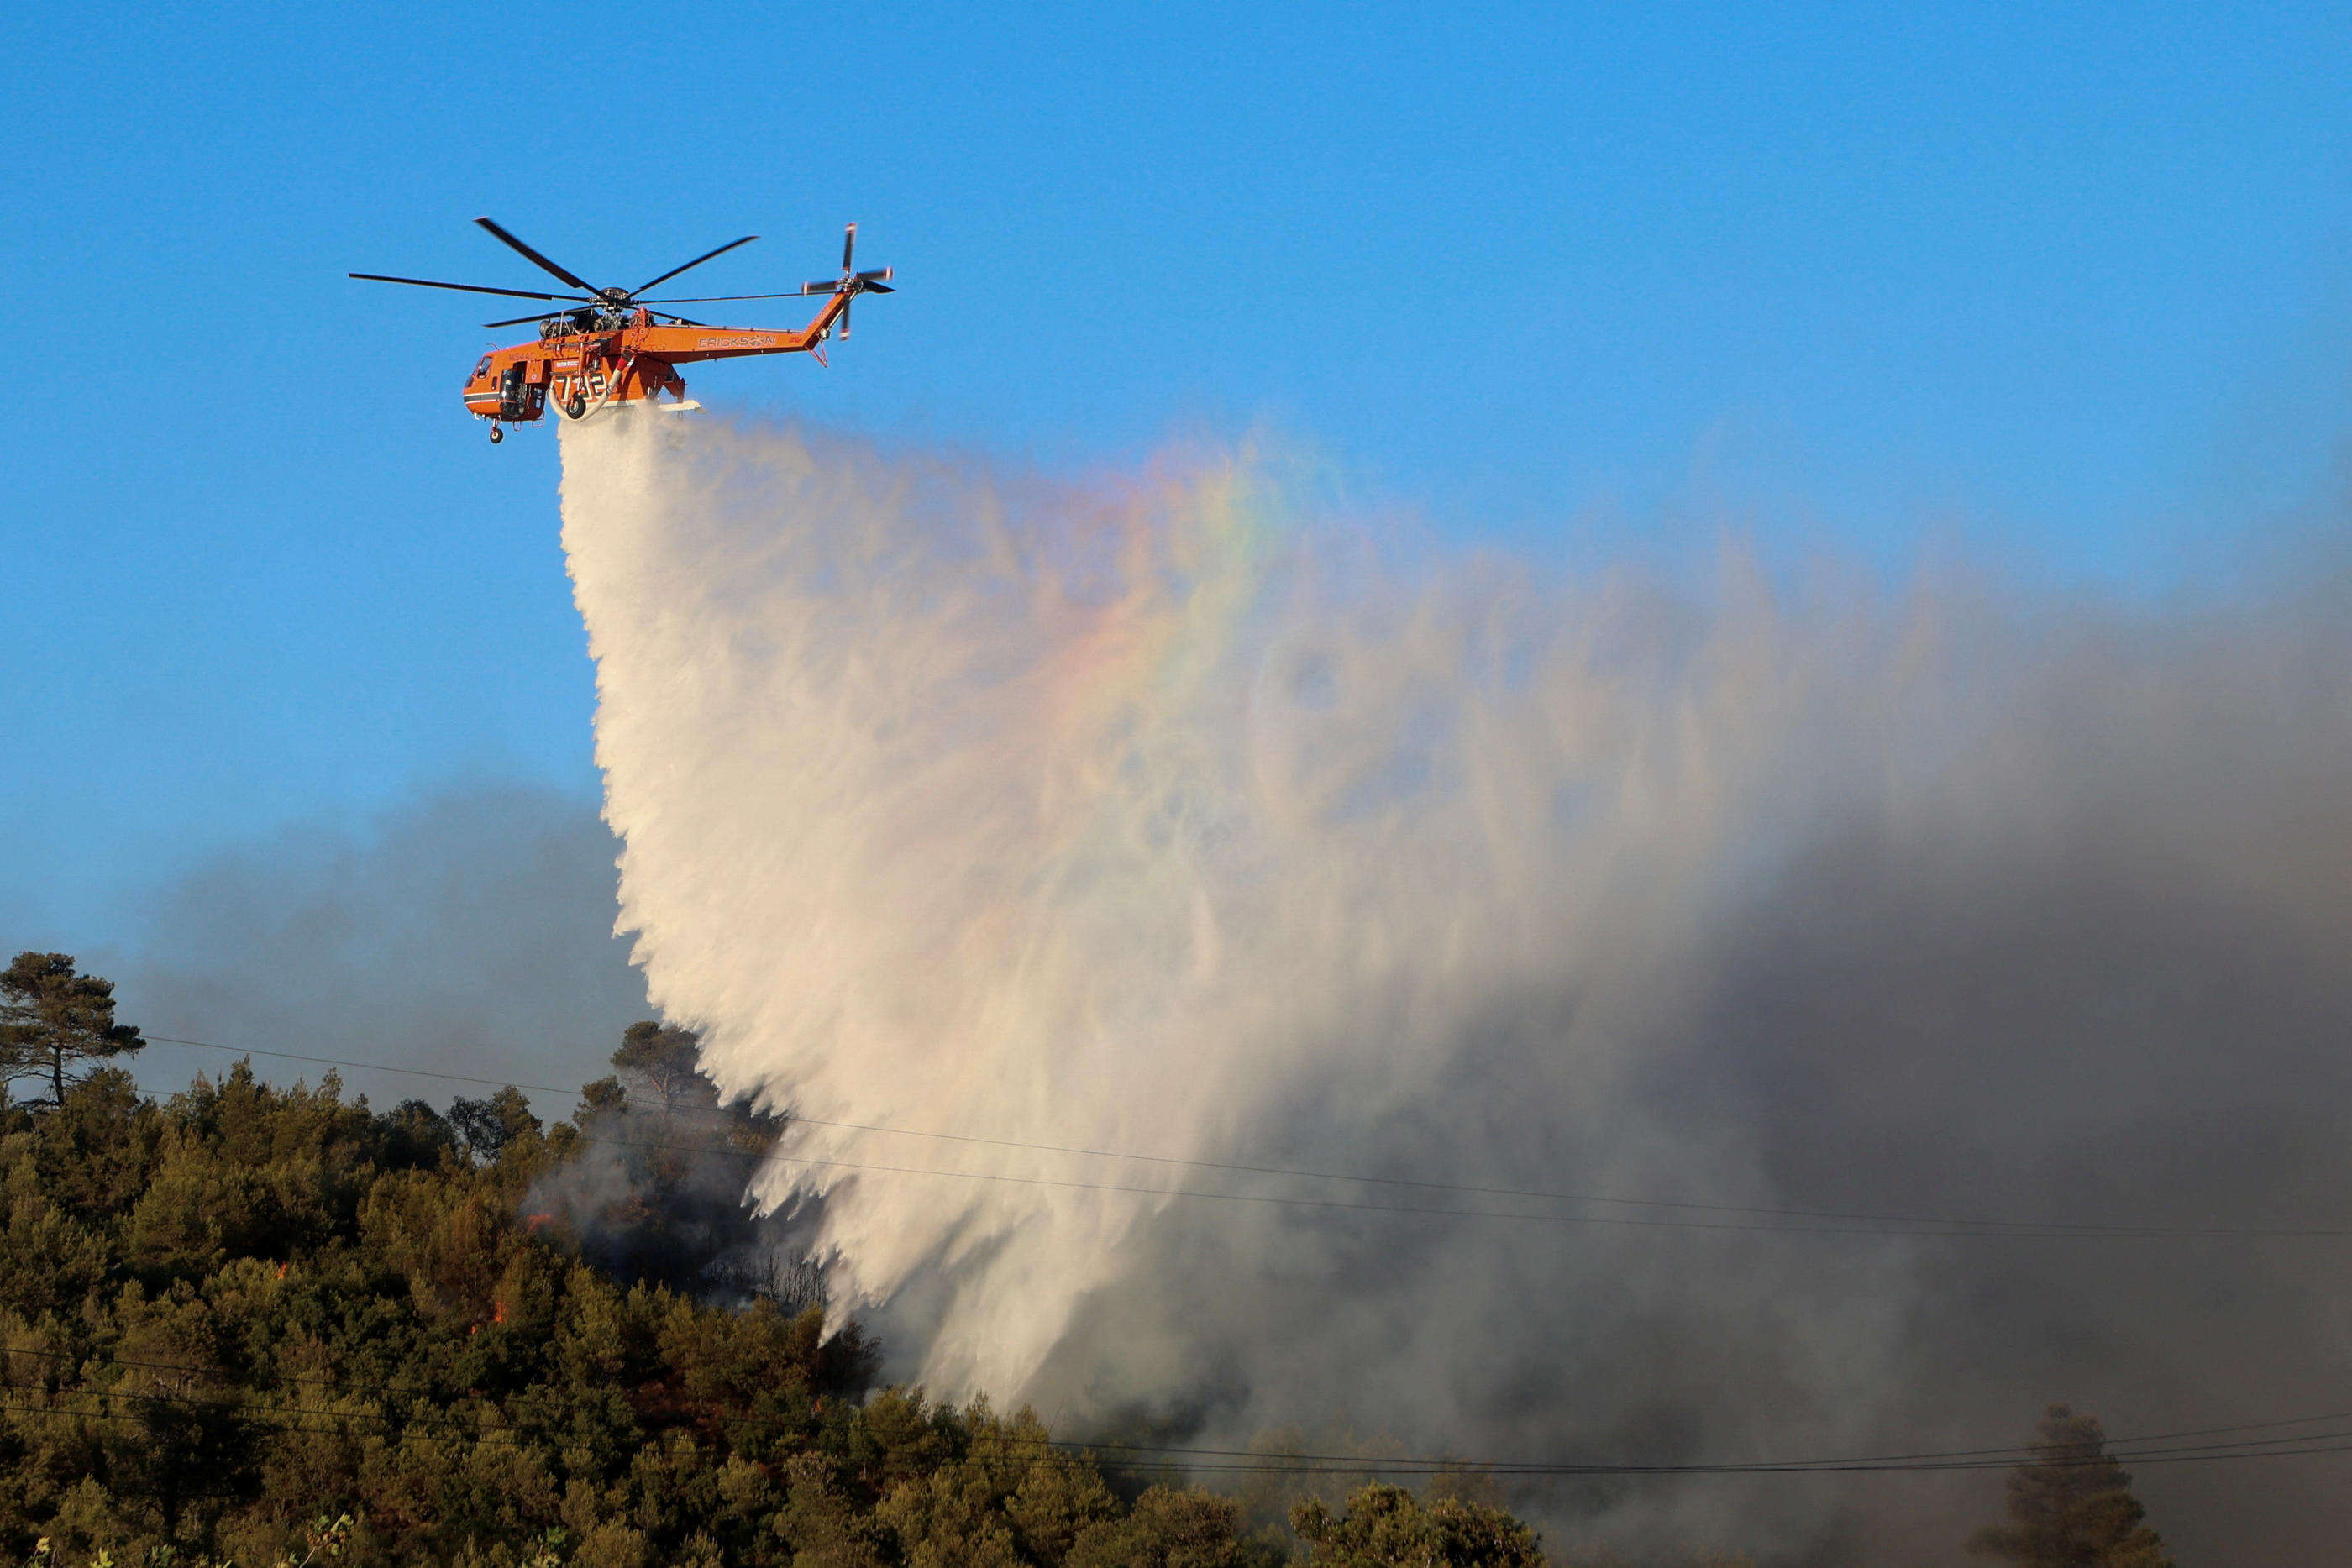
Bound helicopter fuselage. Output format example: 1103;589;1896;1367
461;292;854;428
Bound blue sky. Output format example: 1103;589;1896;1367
6;1;2352;941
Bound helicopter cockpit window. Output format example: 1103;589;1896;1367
472;355;493;380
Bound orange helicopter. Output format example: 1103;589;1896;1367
353;218;894;443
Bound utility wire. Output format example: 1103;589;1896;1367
8;1387;2352;1475
682;1145;2331;1239
8;1347;2352;1477
141;1032;2352;1241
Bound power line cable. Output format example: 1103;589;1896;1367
139;1032;2352;1241
700;1145;2339;1239
9;1347;2352;1477
8;1386;2352;1475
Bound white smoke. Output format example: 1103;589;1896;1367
559;409;2352;1562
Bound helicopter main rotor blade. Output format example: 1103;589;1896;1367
640;291;811;303
474;217;601;294
482;308;717;330
350;272;592;302
633;235;759;298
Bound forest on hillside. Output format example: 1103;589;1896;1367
0;954;2173;1567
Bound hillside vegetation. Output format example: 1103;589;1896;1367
0;1057;1541;1568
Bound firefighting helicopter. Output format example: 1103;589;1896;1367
352;217;894;443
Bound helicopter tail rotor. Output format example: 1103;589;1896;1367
801;223;895;338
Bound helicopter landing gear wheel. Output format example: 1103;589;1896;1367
565;394;587;420
488;426;505;444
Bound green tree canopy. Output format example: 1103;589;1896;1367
1290;1481;1544;1567
1067;1484;1255;1567
611;1020;704;1115
446;1083;543;1161
1970;1405;2175;1568
0;951;143;1108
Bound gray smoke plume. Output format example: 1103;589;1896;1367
559;409;2352;1565
116;784;649;1114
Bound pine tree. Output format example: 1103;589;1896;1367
612;1019;705;1114
0;951;144;1107
1970;1404;2175;1568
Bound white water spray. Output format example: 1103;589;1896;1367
559;411;1961;1390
